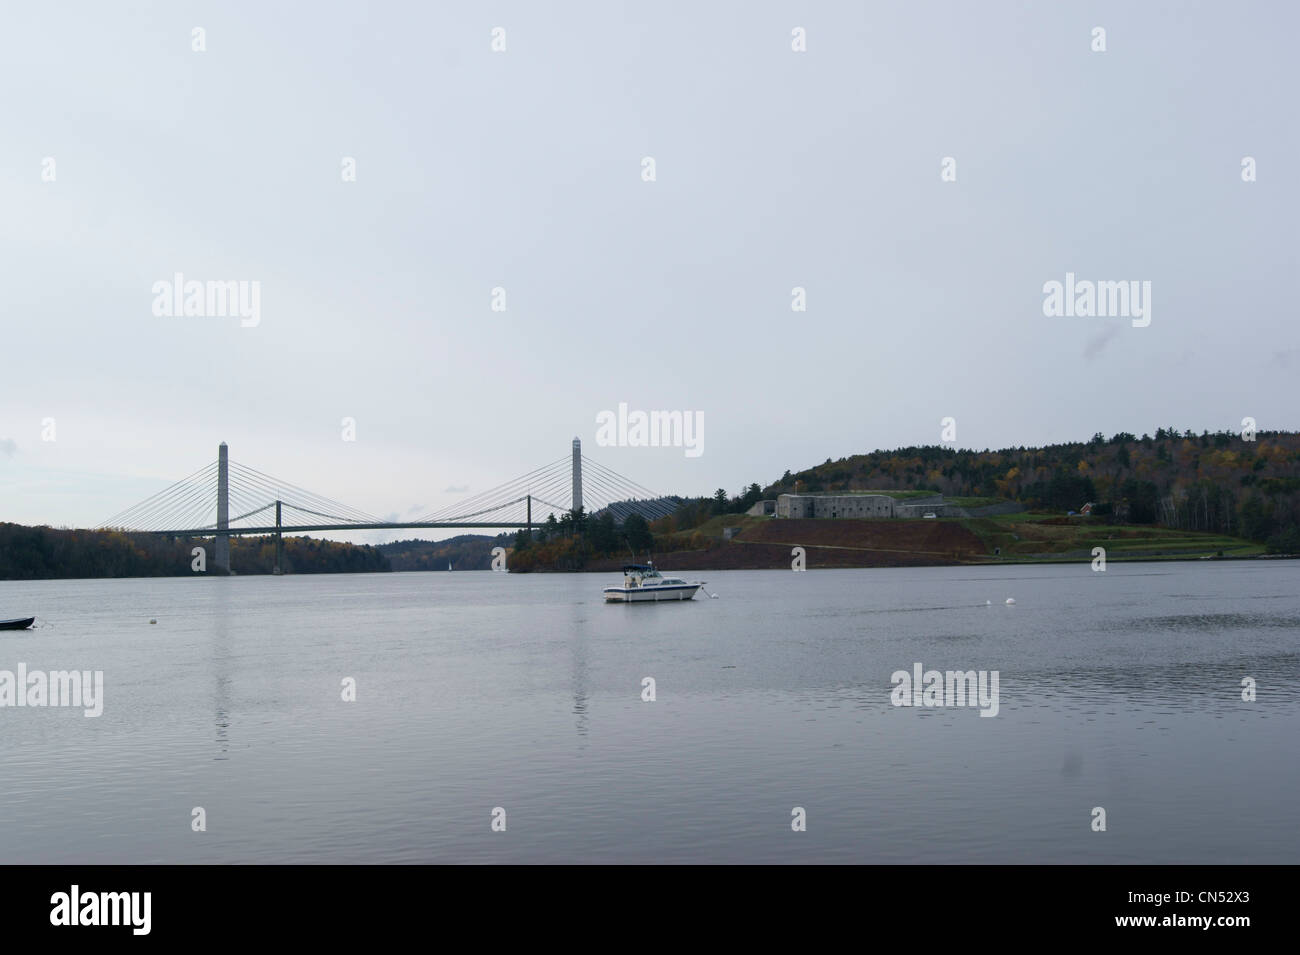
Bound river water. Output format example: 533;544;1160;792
1;561;1297;863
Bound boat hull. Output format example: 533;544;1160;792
0;616;35;630
603;585;701;603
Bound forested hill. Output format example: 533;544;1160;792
0;525;389;579
377;534;508;571
763;429;1300;549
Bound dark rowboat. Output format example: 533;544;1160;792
0;617;35;630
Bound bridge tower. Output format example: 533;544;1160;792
572;437;583;514
273;499;283;574
215;441;231;573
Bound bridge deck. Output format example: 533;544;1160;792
144;522;535;536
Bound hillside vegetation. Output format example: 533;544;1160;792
378;534;508;571
752;429;1300;553
509;428;1298;570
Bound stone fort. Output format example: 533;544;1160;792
754;493;1022;520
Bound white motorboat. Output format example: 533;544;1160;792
603;563;704;603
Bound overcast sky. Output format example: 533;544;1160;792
2;1;1296;540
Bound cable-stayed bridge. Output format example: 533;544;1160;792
98;439;679;572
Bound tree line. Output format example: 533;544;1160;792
508;508;657;572
0;524;389;579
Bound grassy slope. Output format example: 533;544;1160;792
959;513;1262;562
653;511;1261;567
655;480;1265;566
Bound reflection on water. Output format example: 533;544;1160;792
211;587;232;761
0;561;1297;863
571;613;589;741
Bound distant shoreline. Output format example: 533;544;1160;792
2;551;1292;583
0;511;1283;580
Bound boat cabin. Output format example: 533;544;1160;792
621;564;659;588
620;564;689;588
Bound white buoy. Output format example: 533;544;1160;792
1005;598;1015;606
985;600;991;606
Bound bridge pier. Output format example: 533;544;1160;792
215;441;231;574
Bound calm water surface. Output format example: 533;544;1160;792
2;562;1298;863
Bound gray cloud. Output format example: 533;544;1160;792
1271;348;1299;368
1082;326;1122;361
